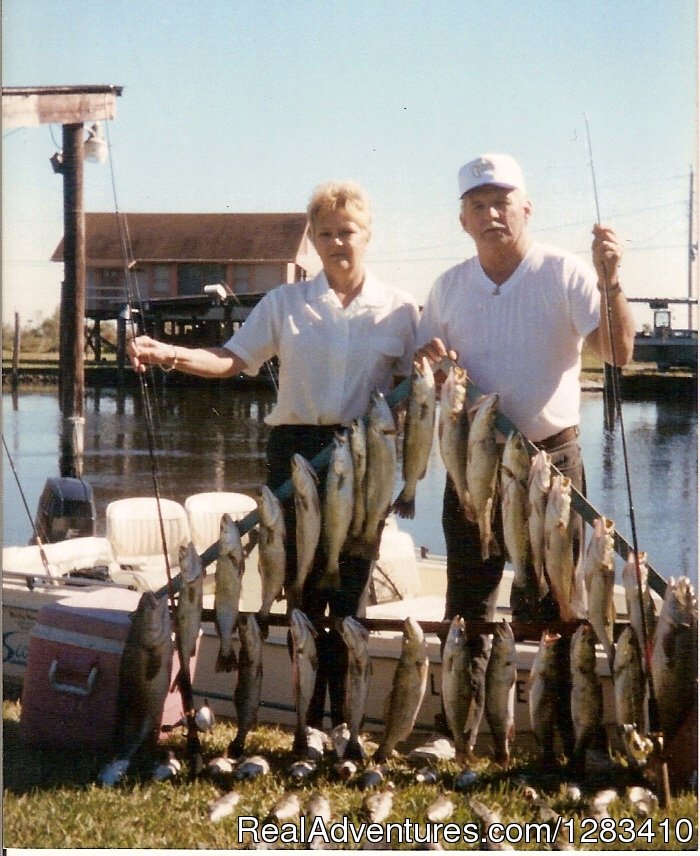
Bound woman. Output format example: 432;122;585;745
128;180;419;732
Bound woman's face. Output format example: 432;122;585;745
311;208;369;282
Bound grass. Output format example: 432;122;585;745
3;699;697;850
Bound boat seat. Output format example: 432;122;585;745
184;491;257;562
105;497;190;590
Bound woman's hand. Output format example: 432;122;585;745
127;335;176;373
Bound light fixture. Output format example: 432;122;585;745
83;122;108;164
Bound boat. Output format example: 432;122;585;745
2;483;645;757
631;299;698;371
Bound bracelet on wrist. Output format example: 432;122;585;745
160;344;178;373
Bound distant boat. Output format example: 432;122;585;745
632;300;698;372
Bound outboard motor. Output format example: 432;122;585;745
32;477;96;544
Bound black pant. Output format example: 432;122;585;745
267;424;373;728
440;433;586;751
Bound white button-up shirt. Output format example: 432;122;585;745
225;270;419;426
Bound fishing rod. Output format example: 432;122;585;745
103;119;203;776
584;117;666;785
2;435;54;577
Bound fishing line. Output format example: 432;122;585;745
583;115;660;731
2;435;53;577
102;111;203;772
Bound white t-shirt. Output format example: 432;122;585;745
225;270;419;426
417;241;601;442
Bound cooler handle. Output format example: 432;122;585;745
48;659;98;696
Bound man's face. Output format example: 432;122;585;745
459;185;532;249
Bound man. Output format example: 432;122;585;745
416;153;635;758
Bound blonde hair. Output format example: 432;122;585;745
307;180;372;236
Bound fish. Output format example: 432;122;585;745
465;393;501;560
529;631;562;768
214;513;245;672
409;736;455;762
151;752;181;781
340;615;372;760
333;758;358;781
233;753;270;780
111;591;174;769
176;541;203;671
374;616;429;761
626;785;658;816
362;389;398;546
330;722;351;758
438;364;469;512
320;431;354;589
484;619;516;765
256;484;286;638
570;624;603;774
501;431;535;610
349;418;368;538
355;764;386;789
306;791;332;849
426;792;455;822
291;454;322;610
229;613;263;757
195;699;216;732
414;765;440;784
583;516;616;670
544;474;576;622
290;609;319;758
527;449;552;601
270;792;301;821
288;759;317;781
622;552;657;671
650;576;698;740
207;756;234;777
208;789;241;822
364;785;395;823
468;799;514;851
394;356;436;519
440;615;473;763
613;625;646;733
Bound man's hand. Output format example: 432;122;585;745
591;223;623;287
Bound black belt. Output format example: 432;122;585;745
535;425;579;452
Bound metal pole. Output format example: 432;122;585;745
11;311;20;391
59;123;86;478
688;167;695;331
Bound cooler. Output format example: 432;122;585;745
20;587;197;750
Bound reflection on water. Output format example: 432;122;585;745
2;385;697;583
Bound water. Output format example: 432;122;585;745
2;385;697;584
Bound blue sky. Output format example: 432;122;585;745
3;0;697;329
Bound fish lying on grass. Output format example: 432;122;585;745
269;792;301;821
228;613;263;757
363;783;395;822
438;364;469;514
468;798;514;851
233;754;270;780
394;356;436;519
527;449;552;601
441;615;472;764
306;791;332;850
256;485;286;638
570;624;603;775
362;389;397;546
583;516;616;670
291;454;321;610
349;418;368;538
501;431;535;611
544;474;576;622
340;616;372;760
650;575;698;741
288;759;317;781
290;609;319;758
426;792;454;822
320;431;354;589
484;619;516;765
214;514;245;672
208;789;241;822
374;616;428;761
465;393;501;560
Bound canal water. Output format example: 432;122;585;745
2;384;697;585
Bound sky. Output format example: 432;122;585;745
2;0;698;331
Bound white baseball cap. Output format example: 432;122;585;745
458;154;526;198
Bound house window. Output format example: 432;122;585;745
178;264;226;296
233;265;251;294
153;265;171;296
